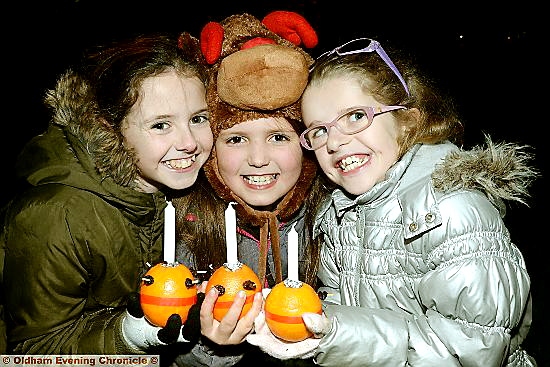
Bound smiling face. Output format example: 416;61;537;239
123;70;213;193
301;76;403;196
215;117;303;209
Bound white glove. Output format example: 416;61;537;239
246;309;322;360
302;312;332;338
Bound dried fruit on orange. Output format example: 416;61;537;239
140;262;198;327
264;279;323;342
206;262;262;321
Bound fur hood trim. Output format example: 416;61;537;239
432;136;538;209
44;70;138;186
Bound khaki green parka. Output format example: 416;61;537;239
1;70;167;354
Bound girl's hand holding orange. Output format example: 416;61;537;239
199;286;263;345
263;280;323;342
246;305;327;360
245;282;332;360
206;263;262;321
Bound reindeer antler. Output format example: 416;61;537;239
262;11;318;48
200;11;318;65
200;21;224;64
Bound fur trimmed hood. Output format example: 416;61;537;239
318;138;538;240
35;69;139;187
13;69;165;219
432;136;538;215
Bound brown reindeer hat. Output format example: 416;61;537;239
199;11;318;284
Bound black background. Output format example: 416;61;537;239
4;1;547;364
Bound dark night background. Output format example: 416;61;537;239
4;1;547;364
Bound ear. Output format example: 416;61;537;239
405;107;421;123
397;107;420;138
403;107;420;130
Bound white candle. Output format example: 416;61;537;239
225;202;238;264
288;224;299;281
164;201;176;264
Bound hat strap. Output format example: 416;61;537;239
232;195;283;286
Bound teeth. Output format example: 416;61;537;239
164;156;196;169
243;174;277;185
339;156;367;172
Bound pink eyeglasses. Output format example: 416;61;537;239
311;37;410;96
300;105;406;150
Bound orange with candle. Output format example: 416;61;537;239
206;202;262;321
139;201;198;327
140;262;198;327
264;279;322;342
207;262;262;321
263;224;322;342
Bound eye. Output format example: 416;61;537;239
346;109;367;124
226;136;246;145
151;121;170;130
269;133;291;143
310;126;328;139
190;114;209;126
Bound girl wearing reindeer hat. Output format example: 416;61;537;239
172;10;329;367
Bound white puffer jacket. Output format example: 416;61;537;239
313;139;537;367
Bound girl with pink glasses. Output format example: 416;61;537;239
247;37;538;367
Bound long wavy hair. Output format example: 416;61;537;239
45;33;208;187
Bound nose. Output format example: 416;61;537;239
247;141;269;167
325;126;351;153
174;127;198;153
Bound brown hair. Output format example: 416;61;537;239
45;33;207;186
307;41;464;158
